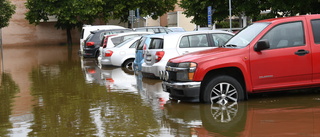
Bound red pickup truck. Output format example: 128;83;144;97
161;14;320;104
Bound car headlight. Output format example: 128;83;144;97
176;62;197;81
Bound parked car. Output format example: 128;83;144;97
134;26;172;33
98;37;141;73
133;34;157;72
82;29;133;58
162;14;320;104
141;30;234;78
79;25;126;55
100;32;154;49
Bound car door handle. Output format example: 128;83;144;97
295;49;309;56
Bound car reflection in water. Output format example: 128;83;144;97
81;58;104;85
135;71;169;109
163;91;320;137
81;57;169;108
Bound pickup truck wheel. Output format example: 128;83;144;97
202;75;244;104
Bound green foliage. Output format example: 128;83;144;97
24;0;177;46
25;0;104;30
179;0;320;26
215;21;239;28
0;0;16;28
100;0;177;23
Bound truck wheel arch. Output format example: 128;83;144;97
200;67;248;102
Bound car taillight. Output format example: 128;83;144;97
102;39;107;48
87;68;96;74
86;42;95;46
142;44;146;57
104;50;113;57
155;51;165;62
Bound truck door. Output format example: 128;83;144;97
250;21;312;91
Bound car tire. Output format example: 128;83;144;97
201;75;244;104
122;59;134;74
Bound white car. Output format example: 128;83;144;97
98;37;141;72
101;31;154;49
141;30;234;78
79;25;126;55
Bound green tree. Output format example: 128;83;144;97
25;0;104;47
25;0;177;47
179;0;320;26
0;0;16;29
100;0;177;23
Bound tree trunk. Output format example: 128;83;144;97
66;28;73;61
67;28;72;46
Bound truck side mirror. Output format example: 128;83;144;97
254;40;270;52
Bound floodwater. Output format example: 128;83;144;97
1;45;320;137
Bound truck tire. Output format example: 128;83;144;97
201;75;244;104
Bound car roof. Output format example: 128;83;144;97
146;30;234;39
90;28;133;34
255;14;320;23
104;31;154;37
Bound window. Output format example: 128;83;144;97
211;33;233;47
136;37;146;50
311;19;320;44
260;21;305;49
129;40;139;48
179;34;209;48
149;38;163;49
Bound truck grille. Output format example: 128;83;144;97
166;62;178;81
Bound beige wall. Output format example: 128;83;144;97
177;11;195;31
3;0;83;46
146;0;196;31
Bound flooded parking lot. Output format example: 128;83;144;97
1;45;320;137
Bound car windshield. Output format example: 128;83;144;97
224;22;270;48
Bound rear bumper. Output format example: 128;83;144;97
141;62;165;77
83;48;98;58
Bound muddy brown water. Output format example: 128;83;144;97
1;45;320;137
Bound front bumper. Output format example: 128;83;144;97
162;81;201;102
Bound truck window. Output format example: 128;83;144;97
311;19;320;44
260;21;305;49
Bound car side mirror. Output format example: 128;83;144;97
254;40;270;52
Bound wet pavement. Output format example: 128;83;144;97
1;45;320;137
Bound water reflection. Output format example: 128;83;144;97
0;72;19;137
2;46;320;136
163;91;320;137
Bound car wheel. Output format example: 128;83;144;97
122;59;134;74
201;75;244;104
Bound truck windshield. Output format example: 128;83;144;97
224;22;270;48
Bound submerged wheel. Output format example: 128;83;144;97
202;75;244;104
122;59;134;73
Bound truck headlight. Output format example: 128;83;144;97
176;62;197;81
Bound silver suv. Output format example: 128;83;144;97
141;30;234;78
